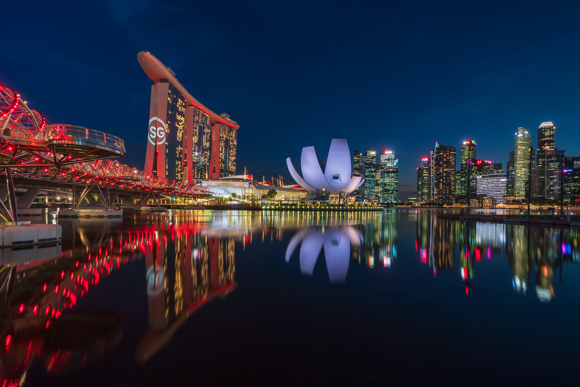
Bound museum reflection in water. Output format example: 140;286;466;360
415;214;580;300
284;213;398;282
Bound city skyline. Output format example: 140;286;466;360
3;1;580;200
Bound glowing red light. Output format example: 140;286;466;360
19;304;24;313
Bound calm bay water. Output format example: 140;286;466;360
4;210;580;386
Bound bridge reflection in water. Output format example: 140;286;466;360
0;212;243;384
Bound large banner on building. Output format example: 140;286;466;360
144;83;168;179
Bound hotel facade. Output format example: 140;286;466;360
138;52;238;183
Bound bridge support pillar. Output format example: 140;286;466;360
5;169;17;222
79;192;99;207
109;192;119;208
0;186;8;202
17;187;41;209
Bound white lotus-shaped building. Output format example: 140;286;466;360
286;139;364;194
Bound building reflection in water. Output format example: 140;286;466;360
353;212;398;269
284;212;399;283
0;213;243;384
137;228;236;361
285;227;363;283
416;213;580;301
0;209;577;383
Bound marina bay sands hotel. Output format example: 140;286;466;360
137;51;239;182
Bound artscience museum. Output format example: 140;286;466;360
286;139;364;202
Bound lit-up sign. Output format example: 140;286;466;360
148;116;167;145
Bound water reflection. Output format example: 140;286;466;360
137;228;236;361
285;227;363;283
416;214;580;301
285;213;399;282
0;210;579;385
0;214;242;384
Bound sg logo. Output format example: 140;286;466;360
148;116;167;145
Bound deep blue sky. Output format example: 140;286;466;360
2;0;580;199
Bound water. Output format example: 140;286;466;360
3;210;580;386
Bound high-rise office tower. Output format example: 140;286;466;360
417;167;422;202
379;150;398;203
546;148;566;200
353;151;362;175
493;163;503;173
460;140;477;170
455;140;477;200
514;127;532;199
533;122;565;200
362;151;377;200
564;156;580;202
353;150;362;197
433;143;456;204
380;150;395;164
537;122;556;169
468;160;493;197
507;151;515;195
418;157;431;202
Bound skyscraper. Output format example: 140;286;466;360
379;150;398;203
506;151;515;195
564;156;580;202
514;127;532;199
546;148;566;200
417;157;431;202
353;151;362;175
537;122;555;169
460;140;477;170
456;140;476;200
362;151;377;200
433;143;456;204
469;160;493;197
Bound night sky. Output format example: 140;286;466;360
2;0;580;199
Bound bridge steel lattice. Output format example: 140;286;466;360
0;84;209;221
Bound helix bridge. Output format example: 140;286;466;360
0;84;209;221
